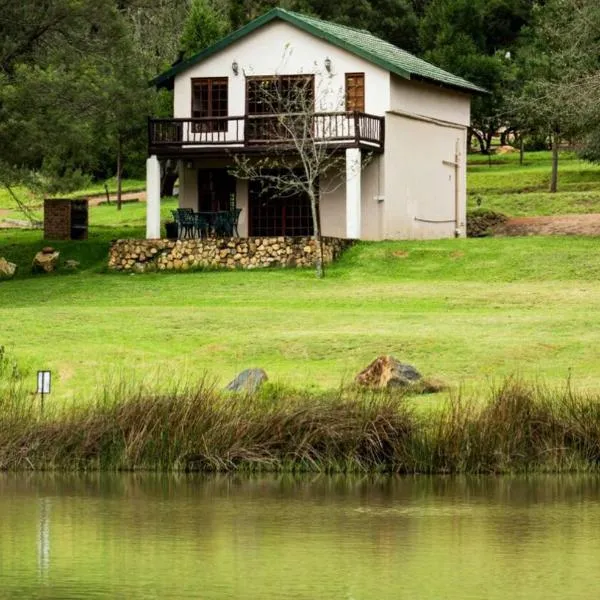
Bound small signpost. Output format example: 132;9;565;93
37;371;51;415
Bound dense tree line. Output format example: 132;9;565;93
1;0;599;195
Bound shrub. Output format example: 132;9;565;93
2;380;600;474
467;208;508;237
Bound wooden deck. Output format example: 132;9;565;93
148;112;385;157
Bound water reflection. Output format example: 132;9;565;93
0;474;599;599
37;498;50;578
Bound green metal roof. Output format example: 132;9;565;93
153;8;486;94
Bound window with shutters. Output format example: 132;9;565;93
191;78;228;132
345;73;365;112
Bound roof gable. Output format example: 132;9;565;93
153;8;486;95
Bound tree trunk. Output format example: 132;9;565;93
116;136;123;211
471;128;486;155
520;135;524;166
550;133;560;193
484;129;494;154
308;188;324;279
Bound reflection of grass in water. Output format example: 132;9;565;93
353;506;474;517
2;377;600;474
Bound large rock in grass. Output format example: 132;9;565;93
32;247;60;273
226;369;268;393
356;356;422;389
0;257;17;280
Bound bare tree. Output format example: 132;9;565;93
231;73;368;278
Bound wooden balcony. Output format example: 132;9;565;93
148;112;385;157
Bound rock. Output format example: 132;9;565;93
225;368;268;393
64;259;80;270
356;356;422;389
32;250;60;273
0;257;17;280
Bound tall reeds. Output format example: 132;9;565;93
1;377;600;473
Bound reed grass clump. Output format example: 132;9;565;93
2;378;600;473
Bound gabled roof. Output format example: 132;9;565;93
153;8;486;94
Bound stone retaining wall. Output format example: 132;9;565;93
108;236;353;272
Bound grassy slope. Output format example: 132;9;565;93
0;178;145;210
2;153;600;402
468;151;600;216
2;206;600;401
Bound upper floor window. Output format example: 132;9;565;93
345;73;365;112
246;75;314;115
191;78;228;132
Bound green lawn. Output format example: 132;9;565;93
468;150;600;216
2;152;600;404
2;210;600;403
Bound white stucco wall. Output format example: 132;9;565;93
173;20;391;120
379;75;471;240
390;75;471;126
383;112;467;239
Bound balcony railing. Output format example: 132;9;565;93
148;112;384;154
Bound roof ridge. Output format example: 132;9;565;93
280;8;375;37
152;8;487;94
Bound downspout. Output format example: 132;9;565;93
441;138;461;237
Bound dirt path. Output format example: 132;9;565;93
498;213;600;236
86;191;146;206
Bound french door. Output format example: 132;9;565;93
249;176;314;237
197;169;236;212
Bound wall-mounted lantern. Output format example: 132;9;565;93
324;57;332;73
232;61;239;76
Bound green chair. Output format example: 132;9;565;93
213;212;234;237
195;213;209;238
177;209;196;239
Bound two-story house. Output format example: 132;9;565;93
146;8;484;241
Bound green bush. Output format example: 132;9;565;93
467;208;508;237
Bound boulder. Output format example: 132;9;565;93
356;356;422;389
225;368;268;393
0;257;17;280
32;249;60;273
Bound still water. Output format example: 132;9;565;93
1;474;599;599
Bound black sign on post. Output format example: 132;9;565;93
37;371;51;415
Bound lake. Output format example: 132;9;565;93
1;474;599;599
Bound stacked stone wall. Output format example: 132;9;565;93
108;237;352;273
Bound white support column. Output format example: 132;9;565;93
346;148;362;239
146;155;161;239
